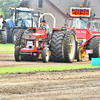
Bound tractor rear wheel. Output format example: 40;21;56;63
15;29;25;47
50;31;65;62
15;46;21;62
89;37;100;60
50;32;58;61
42;47;50;63
1;30;7;44
55;31;65;62
64;31;76;63
12;29;19;44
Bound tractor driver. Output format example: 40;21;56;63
41;20;50;36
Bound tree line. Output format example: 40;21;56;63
0;0;21;20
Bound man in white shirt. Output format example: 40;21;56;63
41;20;50;35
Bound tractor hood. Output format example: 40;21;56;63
25;30;46;39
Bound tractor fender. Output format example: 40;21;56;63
2;19;14;28
79;35;96;47
87;35;96;43
11;27;20;33
80;35;96;49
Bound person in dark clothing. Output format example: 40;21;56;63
72;26;76;35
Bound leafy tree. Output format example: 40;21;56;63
0;0;21;20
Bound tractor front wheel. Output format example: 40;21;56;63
42;47;50;63
15;46;21;62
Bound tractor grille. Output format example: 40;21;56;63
33;40;35;45
26;40;35;44
26;40;35;49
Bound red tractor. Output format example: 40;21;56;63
15;28;50;62
65;5;100;61
15;12;76;63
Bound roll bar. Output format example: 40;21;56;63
38;13;56;28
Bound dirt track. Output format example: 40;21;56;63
0;54;91;67
1;54;99;100
0;69;100;100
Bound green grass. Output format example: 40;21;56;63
0;64;99;74
0;43;14;54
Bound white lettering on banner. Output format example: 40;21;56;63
76;31;86;34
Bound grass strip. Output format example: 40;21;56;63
0;64;99;74
0;43;14;54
